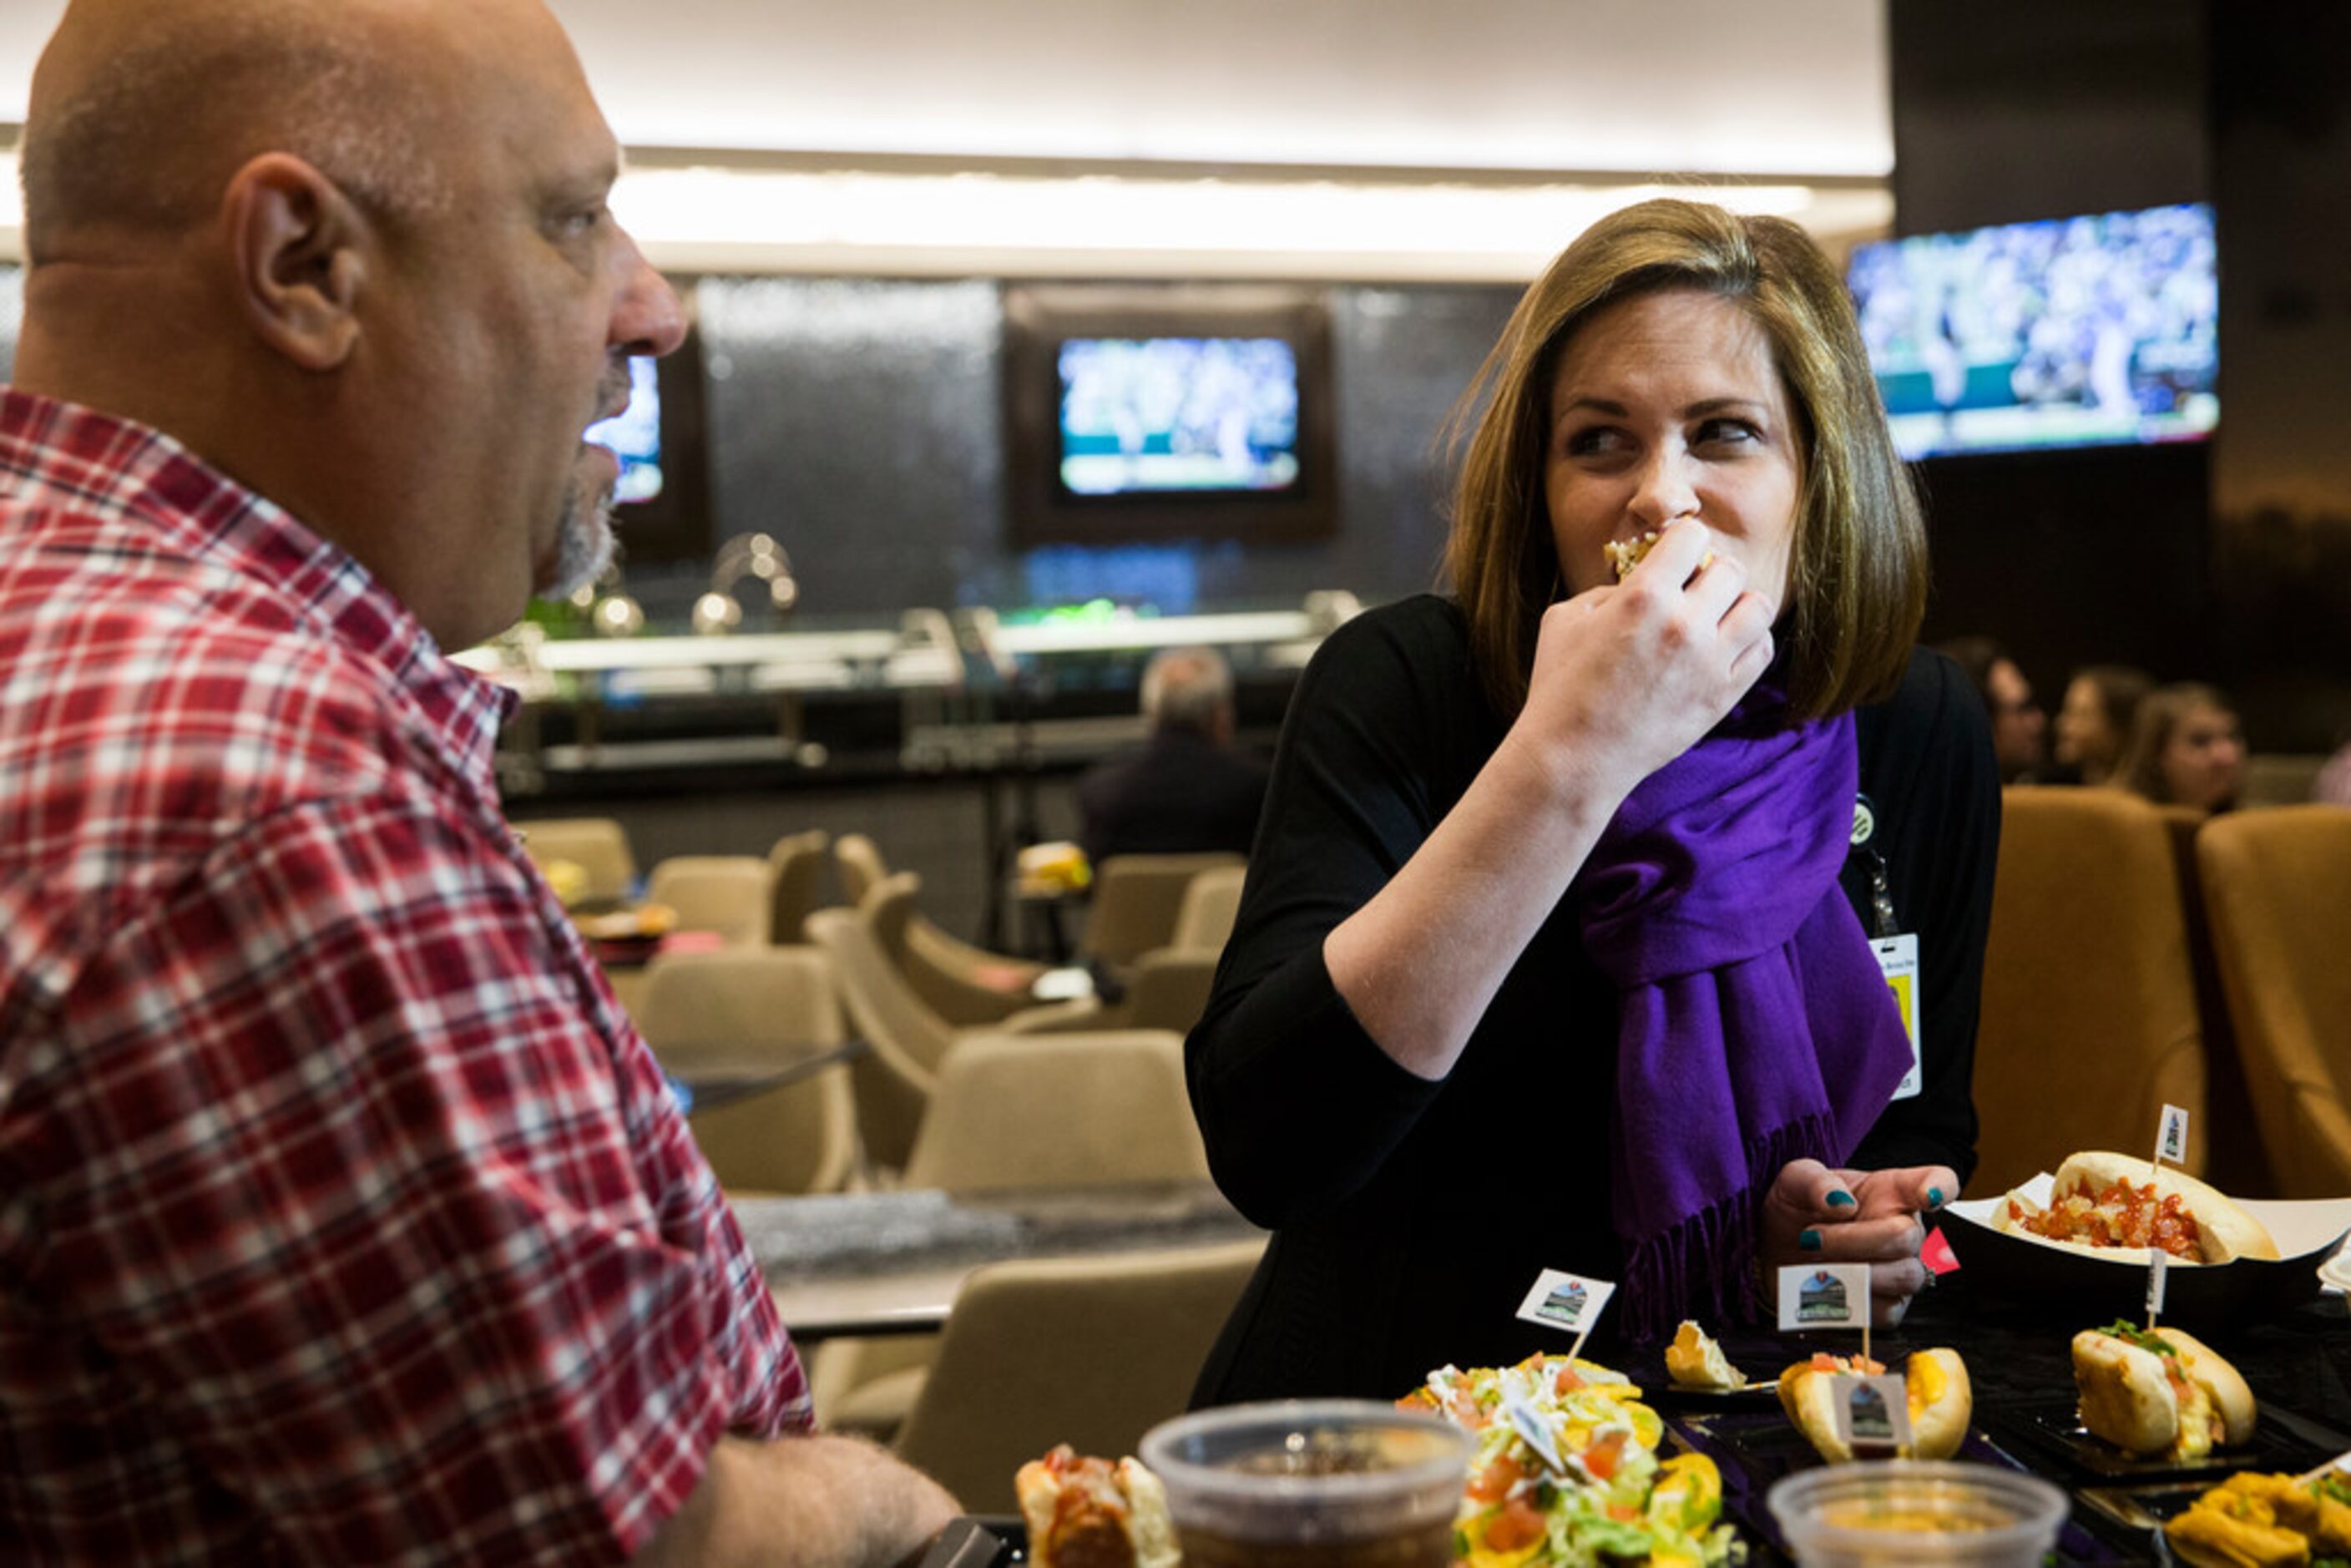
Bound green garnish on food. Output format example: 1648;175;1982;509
2101;1320;2178;1356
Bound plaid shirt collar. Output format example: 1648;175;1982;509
0;386;519;790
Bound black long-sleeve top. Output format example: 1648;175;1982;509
1186;594;2000;1404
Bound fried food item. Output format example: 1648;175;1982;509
1777;1348;1972;1463
1994;1151;2280;1264
2071;1323;2257;1461
1015;1445;1179;1568
1665;1320;1749;1391
2163;1472;2351;1567
1602;530;1716;582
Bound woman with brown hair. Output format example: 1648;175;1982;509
2120;682;2246;812
1186;200;2001;1404
2055;664;2156;787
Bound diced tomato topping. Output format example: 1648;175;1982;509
1468;1455;1524;1503
1484;1496;1545;1551
2018;1178;2202;1259
1584;1429;1626;1482
1608;1502;1640;1522
1555;1363;1586;1394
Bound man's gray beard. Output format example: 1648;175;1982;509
544;484;618;602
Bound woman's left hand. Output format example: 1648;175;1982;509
1759;1159;1958;1326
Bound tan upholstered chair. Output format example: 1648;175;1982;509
515;817;636;905
810;1030;1214;1442
633;947;857;1196
994;946;1221;1037
805;900;959;1177
2197;806;2351;1197
764;829;831;945
645;855;772;947
902;1029;1209;1191
2156;806;2271;1196
862;870;1048;1027
1171;862;1248;953
892;1241;1264;1514
1971;787;2207;1194
834;832;893;908
1082;852;1246;974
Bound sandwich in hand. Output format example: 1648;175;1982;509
2072;1322;2257;1462
1777;1349;1973;1464
1602;530;1715;582
1015;1444;1179;1568
1995;1151;2279;1264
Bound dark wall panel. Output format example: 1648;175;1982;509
690;276;1515;620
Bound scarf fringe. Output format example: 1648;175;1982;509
1621;1110;1840;1343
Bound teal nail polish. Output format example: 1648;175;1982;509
1827;1191;1857;1209
1927;1186;1946;1210
1799;1229;1823;1252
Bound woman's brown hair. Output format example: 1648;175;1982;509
1442;199;1928;722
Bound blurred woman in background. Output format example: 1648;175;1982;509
2120;682;2246;812
2053;664;2153;787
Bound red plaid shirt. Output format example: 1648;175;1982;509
0;390;807;1565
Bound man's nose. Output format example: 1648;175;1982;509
613;238;687;359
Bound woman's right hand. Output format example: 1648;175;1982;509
1514;517;1778;797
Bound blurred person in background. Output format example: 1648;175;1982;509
2120;682;2247;813
2050;663;2154;787
2315;732;2351;807
1076;644;1271;867
1936;635;2047;783
0;0;956;1560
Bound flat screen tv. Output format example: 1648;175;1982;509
1004;285;1336;545
579;304;713;569
1846;201;2217;460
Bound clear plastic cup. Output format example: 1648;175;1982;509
1137;1399;1472;1567
1768;1460;2070;1566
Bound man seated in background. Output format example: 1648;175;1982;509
0;0;954;1561
1936;635;2048;784
1077;645;1272;867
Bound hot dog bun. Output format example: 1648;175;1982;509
1994;1151;2279;1264
1015;1445;1180;1568
1777;1349;1972;1464
2071;1325;2257;1460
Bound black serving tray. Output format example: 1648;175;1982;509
917;1517;1025;1568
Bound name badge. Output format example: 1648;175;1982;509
1873;933;1923;1101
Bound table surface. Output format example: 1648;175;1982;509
668;1040;868;1116
915;1246;2351;1565
734;1180;1263;1339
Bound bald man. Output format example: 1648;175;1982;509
0;3;955;1562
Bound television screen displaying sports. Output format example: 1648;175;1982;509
584;355;665;504
1847;202;2218;459
1056;336;1302;497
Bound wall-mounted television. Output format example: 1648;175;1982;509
1003;285;1336;545
1847;201;2217;459
581;299;713;568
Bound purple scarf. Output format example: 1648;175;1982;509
1573;673;1913;1339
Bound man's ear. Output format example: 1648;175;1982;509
222;152;371;372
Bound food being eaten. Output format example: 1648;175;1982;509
2071;1322;2257;1462
1399;1353;1739;1565
2165;1470;2351;1566
1664;1321;1749;1392
1776;1349;1973;1464
1993;1151;2280;1264
1015;1444;1181;1568
1601;530;1716;582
